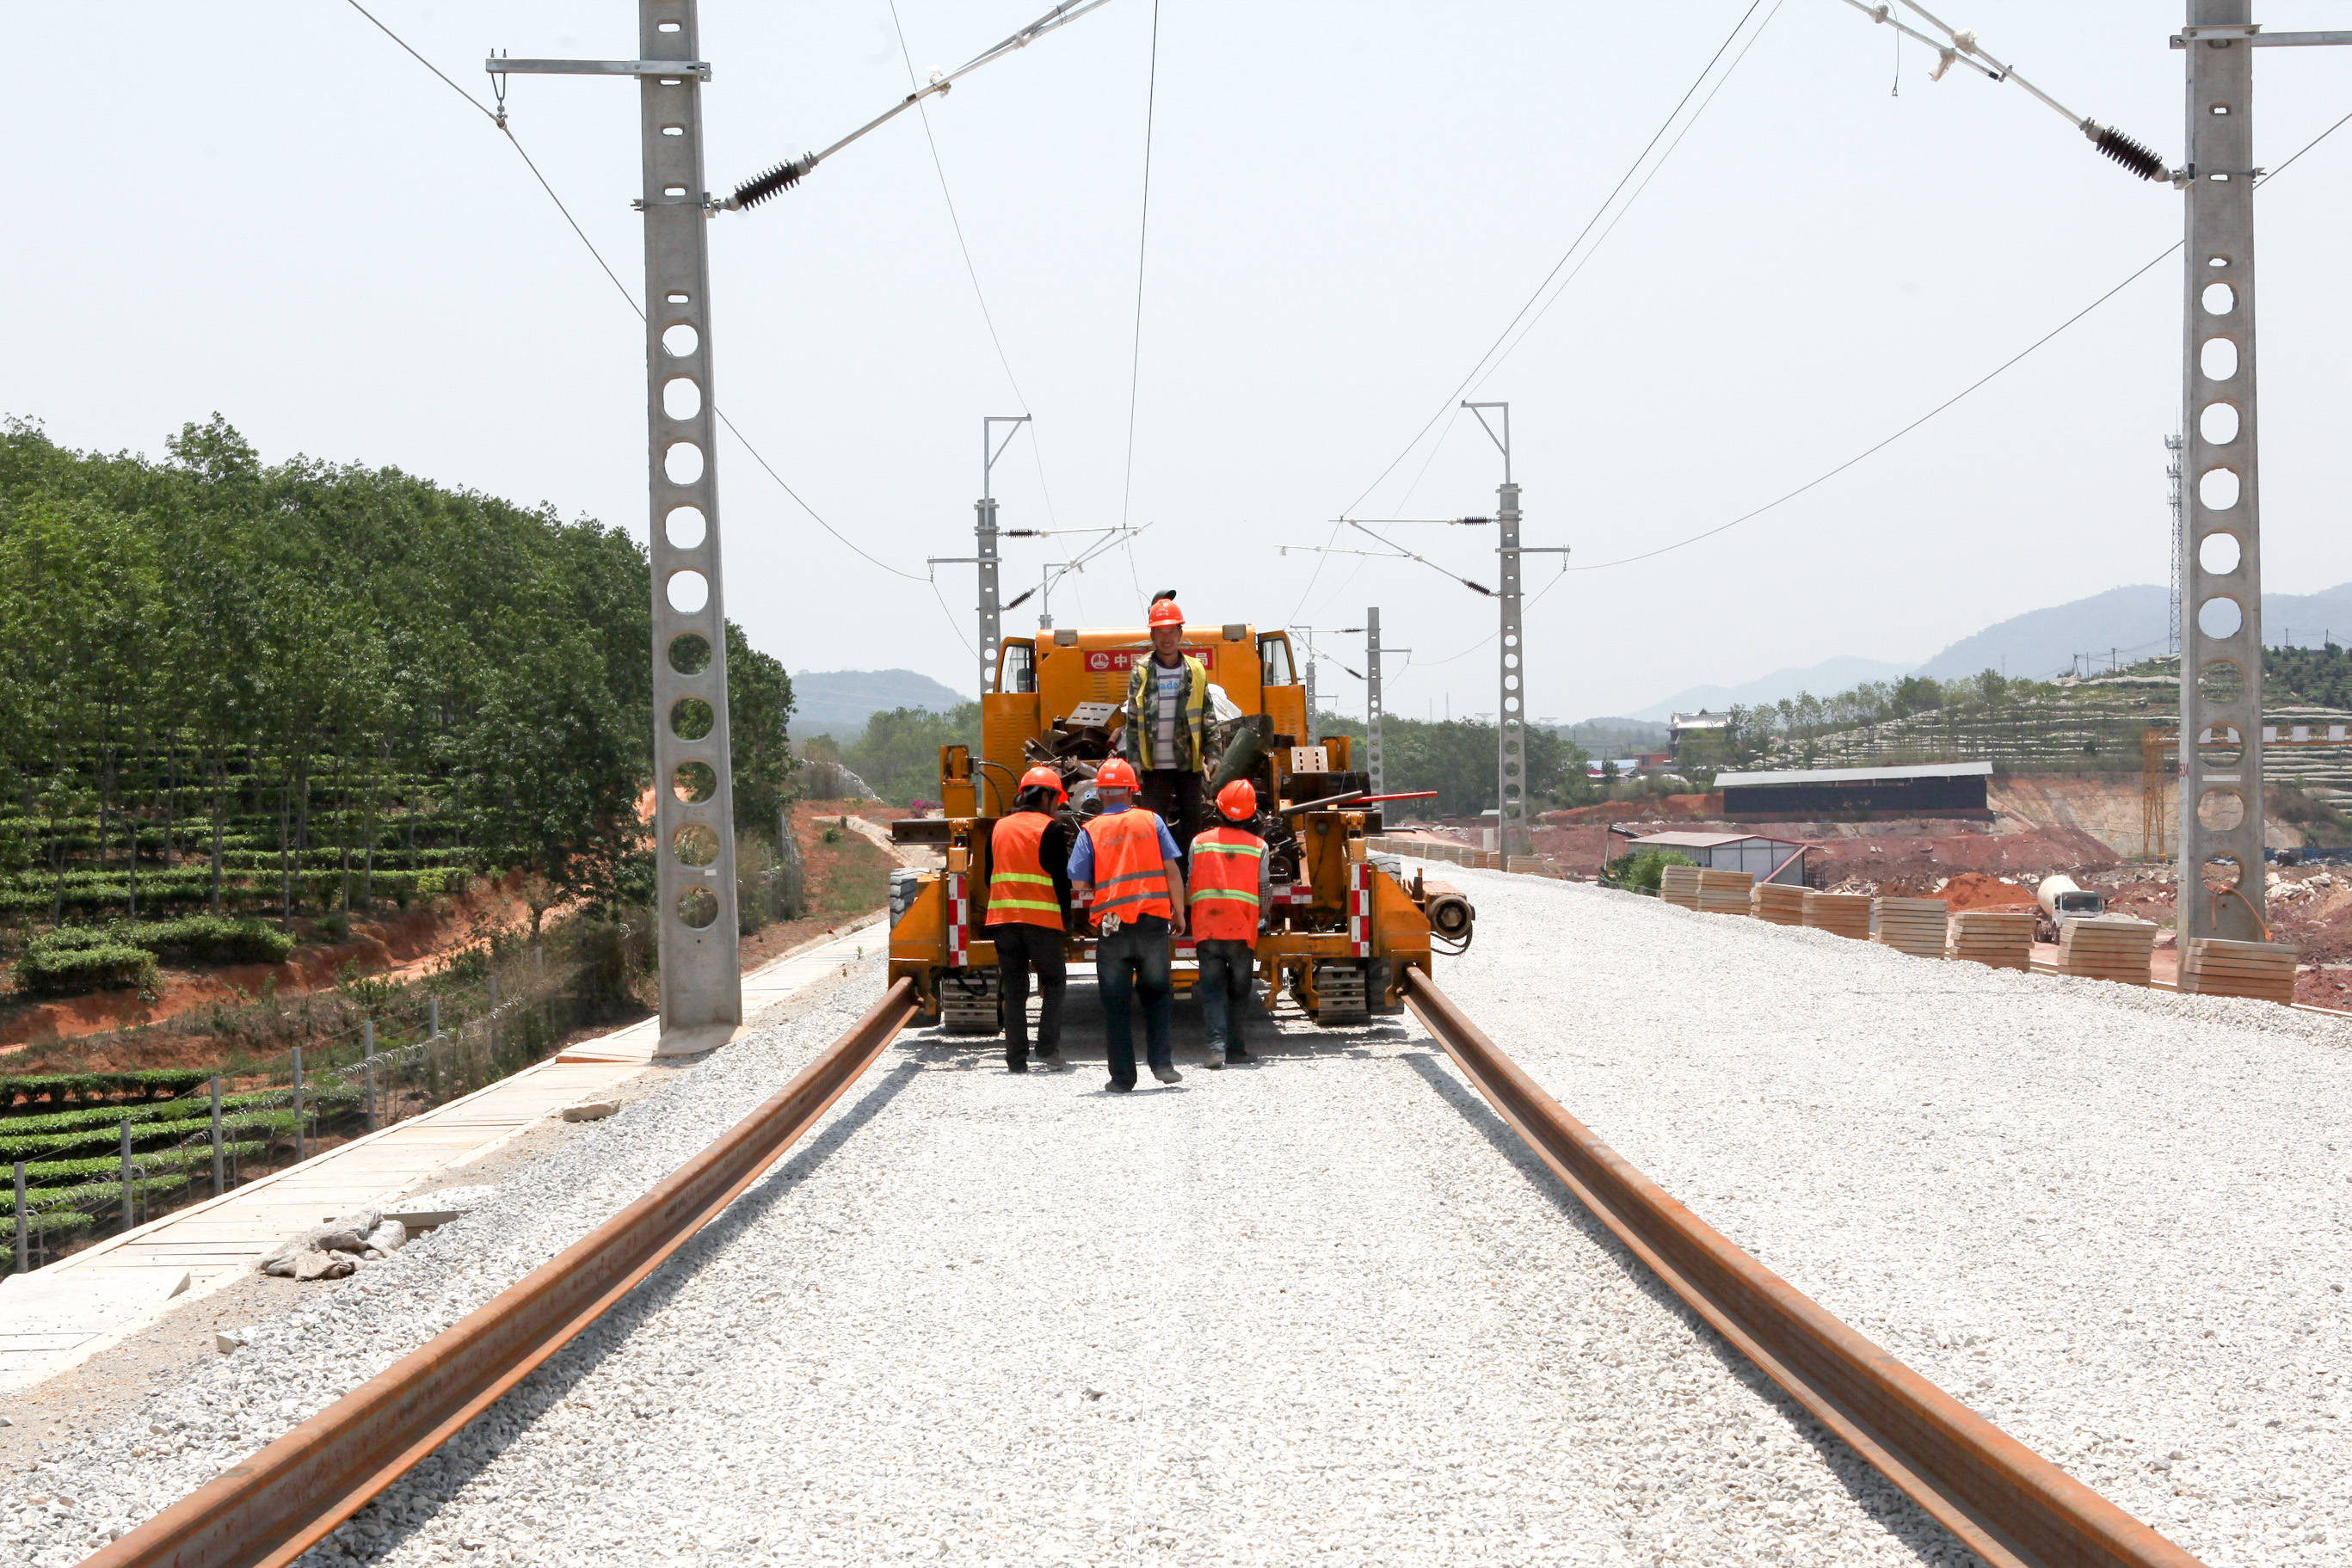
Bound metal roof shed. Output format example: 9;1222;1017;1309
1629;831;1807;885
1715;760;1992;819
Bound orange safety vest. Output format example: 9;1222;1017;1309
986;811;1062;930
1187;826;1265;945
1083;809;1173;925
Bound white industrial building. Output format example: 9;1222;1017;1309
1626;830;1807;885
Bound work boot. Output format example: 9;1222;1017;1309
1225;1046;1250;1066
1151;1065;1182;1085
1105;1078;1134;1094
1204;1054;1226;1070
1007;1058;1028;1073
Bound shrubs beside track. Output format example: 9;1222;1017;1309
11;916;296;995
15;1139;269;1192
29;917;293;965
0;1080;366;1265
0;1091;356;1161
14;943;157;997
0;864;476;919
0;1068;217;1107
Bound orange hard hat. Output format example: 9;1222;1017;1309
1019;765;1068;802
1216;779;1257;821
1147;597;1185;629
1095;757;1140;791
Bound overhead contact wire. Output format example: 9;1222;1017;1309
1474;0;1788;390
1558;103;2352;576
344;0;927;586
345;0;502;124
884;0;1065;530
1310;0;1781;636
1409;101;2352;668
1116;0;1163;596
1337;0;1768;520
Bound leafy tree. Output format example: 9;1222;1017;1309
726;624;797;837
1600;846;1691;894
0;418;797;937
847;704;982;807
1889;674;1944;718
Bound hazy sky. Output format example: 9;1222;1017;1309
7;3;2350;723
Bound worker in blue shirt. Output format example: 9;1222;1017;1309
1069;758;1187;1091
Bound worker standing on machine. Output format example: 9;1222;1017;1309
986;765;1076;1075
1069;757;1188;1092
1188;778;1270;1068
1122;590;1211;854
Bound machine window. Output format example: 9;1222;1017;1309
1000;642;1036;694
1259;635;1296;687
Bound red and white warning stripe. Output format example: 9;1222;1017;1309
947;870;969;967
1348;861;1372;957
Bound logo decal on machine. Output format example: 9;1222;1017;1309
1084;647;1215;673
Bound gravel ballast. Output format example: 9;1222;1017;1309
5;978;889;1564
24;870;2331;1565
11;954;1977;1565
1430;866;2352;1566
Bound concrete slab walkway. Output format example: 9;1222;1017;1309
0;913;887;1390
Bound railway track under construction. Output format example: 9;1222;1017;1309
63;957;2212;1568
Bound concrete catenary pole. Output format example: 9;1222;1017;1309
2176;0;2265;941
976;417;1025;697
931;416;1028;700
975;499;1000;695
488;14;749;1041
1495;474;1526;863
1364;609;1409;797
1463;401;1529;863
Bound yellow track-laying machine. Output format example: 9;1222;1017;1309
888;618;1475;1030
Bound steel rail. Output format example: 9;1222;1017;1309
1401;972;2206;1568
86;980;920;1568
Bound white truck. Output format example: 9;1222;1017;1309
2035;874;2109;944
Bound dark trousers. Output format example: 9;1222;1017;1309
1195;938;1257;1052
989;922;1066;1067
1140;770;1204;856
1096;914;1173;1086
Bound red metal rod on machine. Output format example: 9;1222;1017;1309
1277;789;1438;815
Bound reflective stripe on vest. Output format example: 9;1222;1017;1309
1084;809;1173;922
1187;827;1265;944
986;811;1063;930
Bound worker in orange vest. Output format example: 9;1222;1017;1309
1068;756;1188;1091
1188;778;1271;1067
986;765;1075;1074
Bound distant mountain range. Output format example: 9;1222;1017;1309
1630;656;1914;722
1913;582;2352;680
793;668;967;740
1623;582;2352;722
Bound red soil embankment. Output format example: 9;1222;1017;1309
1541;793;1723;826
1930;871;2038;911
1807;826;2120;891
0;876;548;1048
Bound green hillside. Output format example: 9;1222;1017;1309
0;417;795;936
